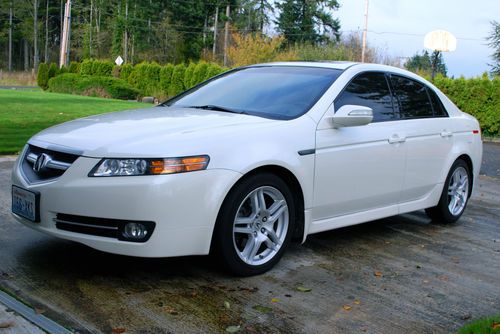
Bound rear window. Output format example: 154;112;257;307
166;66;342;120
390;75;434;119
427;88;449;117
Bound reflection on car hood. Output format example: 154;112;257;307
29;106;275;157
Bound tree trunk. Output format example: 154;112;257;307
44;0;49;63
223;4;230;66
212;6;218;57
203;14;207;57
260;0;265;33
24;39;29;71
60;0;63;37
34;0;39;71
95;0;100;57
8;1;13;71
89;0;93;57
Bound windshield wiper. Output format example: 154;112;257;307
188;105;246;114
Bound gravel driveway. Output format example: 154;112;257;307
0;143;498;333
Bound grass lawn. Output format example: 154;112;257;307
0;90;148;154
457;314;500;334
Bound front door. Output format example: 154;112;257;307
312;72;406;224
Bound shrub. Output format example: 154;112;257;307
59;66;68;74
227;33;297;67
434;75;500;136
191;62;209;87
144;62;162;96
127;62;162;96
159;64;174;96
37;63;49;90
169;64;186;96
80;59;94;75
68;61;80;73
48;73;139;100
204;63;225;81
119;64;134;81
48;63;59;79
112;65;121;78
184;63;196;89
92;60;114;76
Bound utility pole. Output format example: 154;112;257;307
361;0;369;63
45;0;49;63
223;4;230;67
124;0;129;63
59;0;71;68
212;6;219;57
8;1;12;72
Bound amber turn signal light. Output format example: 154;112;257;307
148;156;210;175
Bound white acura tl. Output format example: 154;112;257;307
12;62;482;275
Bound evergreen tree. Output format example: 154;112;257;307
487;20;500;76
405;50;447;77
276;0;340;44
37;62;49;89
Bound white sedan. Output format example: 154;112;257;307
11;62;482;276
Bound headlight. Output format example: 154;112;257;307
89;155;209;177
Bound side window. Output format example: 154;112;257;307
390;75;433;118
335;72;395;122
427;88;449;117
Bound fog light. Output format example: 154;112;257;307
123;222;148;240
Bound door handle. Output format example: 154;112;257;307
440;130;453;138
388;134;406;144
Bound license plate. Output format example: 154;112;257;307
12;186;40;222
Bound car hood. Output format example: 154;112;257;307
29;106;276;158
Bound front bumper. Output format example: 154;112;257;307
12;155;241;257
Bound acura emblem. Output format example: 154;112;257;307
33;153;52;172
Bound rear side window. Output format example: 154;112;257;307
427;88;449;117
335;72;395;122
390;75;433;118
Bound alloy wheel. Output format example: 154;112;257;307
232;186;289;266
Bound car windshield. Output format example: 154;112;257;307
164;66;342;120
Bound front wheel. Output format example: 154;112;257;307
425;159;471;223
212;173;295;276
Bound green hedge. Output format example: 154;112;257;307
48;73;139;100
38;59;226;100
434;75;499;136
37;60;498;135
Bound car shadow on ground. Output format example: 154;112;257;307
16;210;436;280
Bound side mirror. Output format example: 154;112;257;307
331;105;373;128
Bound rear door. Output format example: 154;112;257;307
388;74;454;204
313;72;406;222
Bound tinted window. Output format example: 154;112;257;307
166;66;342;120
335;72;395;122
390;75;433;118
428;88;448;117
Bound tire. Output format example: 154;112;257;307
212;172;296;276
425;159;471;224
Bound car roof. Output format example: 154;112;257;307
252;61;359;70
252;61;432;85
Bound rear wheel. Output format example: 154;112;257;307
212;173;295;276
425;159;471;223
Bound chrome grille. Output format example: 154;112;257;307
22;145;79;183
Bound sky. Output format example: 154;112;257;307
335;0;500;77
